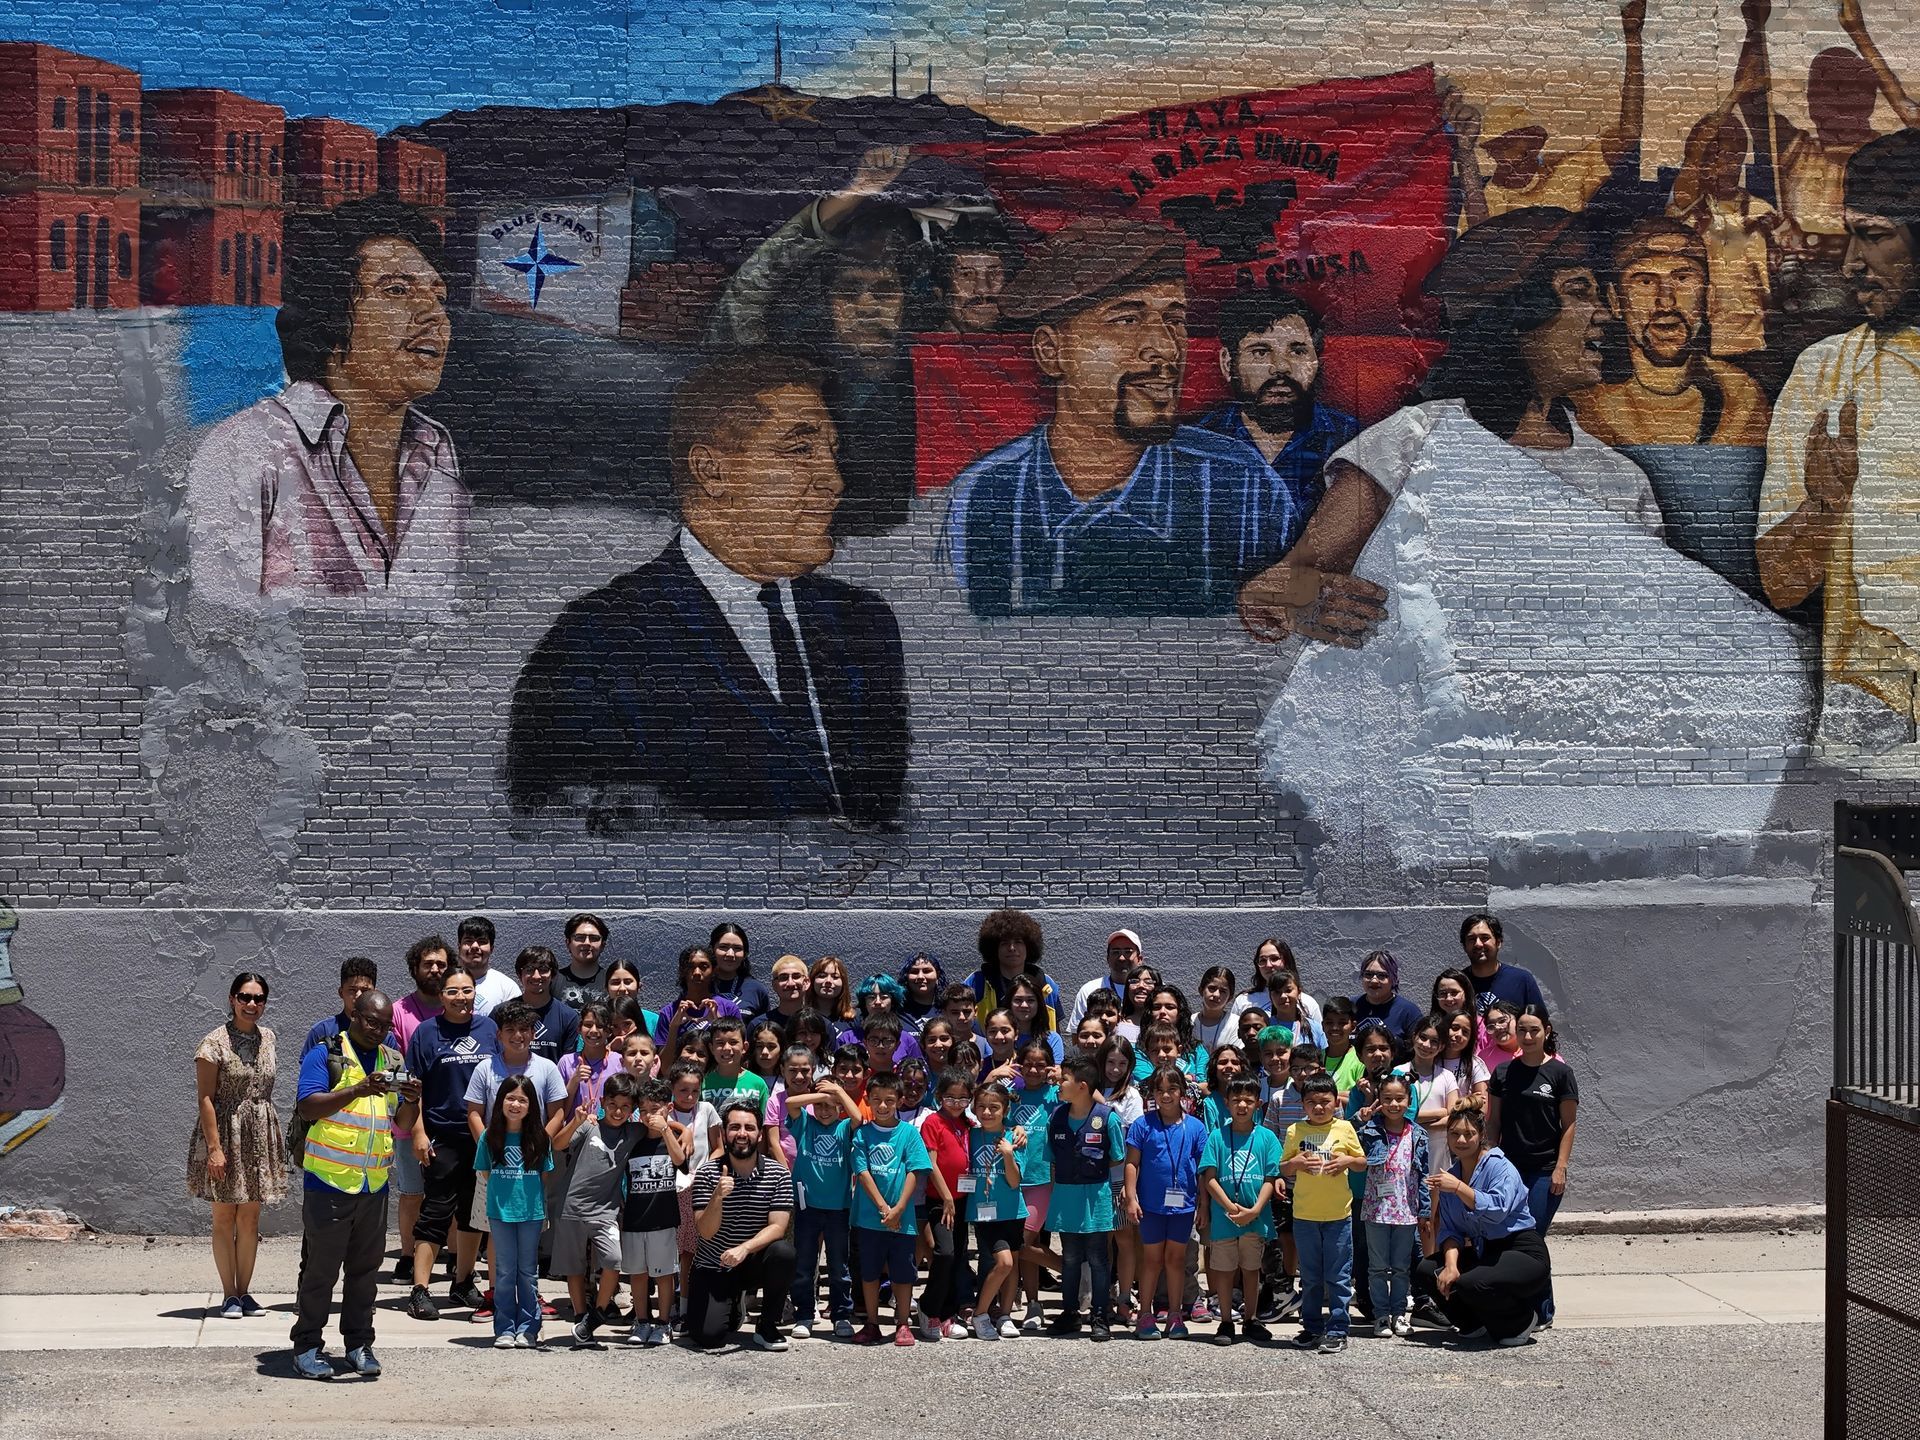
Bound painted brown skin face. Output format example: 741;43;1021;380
328;238;449;404
1035;281;1189;446
1842;209;1918;327
684;384;843;583
1611;251;1709;367
827;260;906;373
945;251;1008;332
1519;267;1607;400
1223;314;1320;433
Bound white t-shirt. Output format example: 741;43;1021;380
463;1054;565;1122
1226;988;1324;1031
671;1100;724;1169
469;968;522;1017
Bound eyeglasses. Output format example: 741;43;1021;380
1361;971;1390;981
235;993;267;1005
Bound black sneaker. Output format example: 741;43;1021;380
390;1256;412;1285
1291;1329;1322;1350
1044;1313;1082;1337
572;1311;604;1346
1256;1298;1283;1322
405;1286;439;1322
1275;1289;1303;1321
1213;1317;1238;1346
1318;1334;1348;1354
1089;1321;1111;1343
1243;1319;1272;1343
448;1278;486;1313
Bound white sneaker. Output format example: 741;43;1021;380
1373;1318;1393;1339
998;1316;1020;1339
1391;1314;1413;1338
1497;1316;1539;1348
790;1320;812;1340
973;1315;1000;1341
919;1320;943;1342
492;1334;515;1349
945;1320;969;1339
832;1319;855;1340
1021;1305;1045;1333
510;1332;529;1348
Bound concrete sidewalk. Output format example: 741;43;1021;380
0;1229;1823;1353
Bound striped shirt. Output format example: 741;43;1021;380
689;1155;794;1270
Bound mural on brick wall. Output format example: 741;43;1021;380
0;906;67;1157
2;0;1918;871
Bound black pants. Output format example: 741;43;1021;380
291;1183;389;1354
920;1213;967;1321
1412;1230;1551;1341
685;1238;799;1348
413;1129;477;1251
1350;1211;1372;1320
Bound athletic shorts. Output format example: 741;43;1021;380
855;1225;918;1285
552;1215;621;1277
389;1133;424;1196
1020;1184;1052;1235
620;1227;681;1280
414;1130;478;1249
973;1218;1027;1258
1139;1210;1195;1247
1209;1232;1266;1272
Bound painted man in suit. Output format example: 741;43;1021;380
505;350;909;826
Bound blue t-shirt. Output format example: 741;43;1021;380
1469;963;1546;1016
791;1109;853;1212
1008;1085;1057;1188
405;1014;501;1134
474;1134;554;1223
302;1013;350;1057
1199;1124;1284;1240
966;1127;1028;1225
525;996;581;1066
850;1120;931;1231
1125;1111;1209;1215
1047;1108;1125;1235
1352;993;1425;1045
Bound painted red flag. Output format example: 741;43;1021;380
914;67;1458;492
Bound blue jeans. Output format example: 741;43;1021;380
1059;1230;1113;1321
1295;1218;1353;1338
1518;1169;1563;1322
791;1207;853;1323
1364;1221;1418;1319
491;1218;543;1339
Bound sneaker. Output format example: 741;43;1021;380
391;1256;412;1284
539;1299;558;1320
625;1321;647;1346
291;1347;333;1380
1454;1326;1489;1343
973;1315;1000;1342
1497;1317;1539;1348
1166;1321;1190;1340
997;1317;1019;1339
644;1323;668;1348
450;1279;487;1313
1292;1329;1323;1350
344;1346;381;1378
237;1294;265;1318
1255;1296;1281;1323
1044;1314;1082;1337
1022;1306;1047;1334
893;1324;915;1347
1243;1319;1272;1343
217;1297;244;1321
1090;1321;1111;1343
1213;1317;1237;1346
405;1287;439;1322
572;1312;603;1347
790;1319;812;1340
1276;1289;1303;1322
919;1320;943;1343
854;1324;885;1346
1390;1314;1412;1338
1135;1319;1160;1341
493;1334;516;1350
1536;1314;1555;1331
946;1320;970;1340
833;1319;855;1340
1186;1298;1210;1322
1410;1298;1451;1329
1319;1334;1348;1354
1374;1318;1394;1339
750;1331;790;1352
511;1332;530;1348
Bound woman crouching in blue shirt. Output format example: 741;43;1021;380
1410;1094;1550;1347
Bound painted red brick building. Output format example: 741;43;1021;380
0;42;143;309
287;116;378;210
140;87;285;306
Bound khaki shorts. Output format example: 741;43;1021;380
1209;1232;1267;1272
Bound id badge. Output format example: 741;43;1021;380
1163;1187;1188;1210
976;1202;997;1223
957;1174;978;1194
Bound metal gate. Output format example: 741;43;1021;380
1828;803;1920;1440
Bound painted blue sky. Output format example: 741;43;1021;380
0;0;892;131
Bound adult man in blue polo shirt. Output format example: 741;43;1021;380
943;216;1286;618
1196;292;1358;533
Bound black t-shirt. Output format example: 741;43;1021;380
621;1136;682;1233
1491;1057;1578;1173
555;966;607;1013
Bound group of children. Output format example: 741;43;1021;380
455;946;1564;1355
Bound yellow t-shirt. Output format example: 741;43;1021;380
1281;1118;1363;1222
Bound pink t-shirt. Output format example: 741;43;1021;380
389;993;442;1054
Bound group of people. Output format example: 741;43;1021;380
187;908;1576;1375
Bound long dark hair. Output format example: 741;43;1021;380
709;922;751;976
277;197;451;385
486;1075;549;1170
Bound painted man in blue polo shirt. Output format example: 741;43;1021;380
944;216;1288;619
1195;292;1358;531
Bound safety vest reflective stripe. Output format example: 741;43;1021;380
323;1108;385;1132
305;1137;384;1168
303;1048;394;1192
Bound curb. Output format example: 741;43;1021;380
1552;1205;1824;1236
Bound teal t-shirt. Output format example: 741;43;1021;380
474;1134;554;1224
1047;1109;1124;1235
1009;1084;1057;1188
1200;1124;1283;1241
965;1127;1028;1225
850;1120;931;1231
791;1109;853;1212
1202;1094;1231;1130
